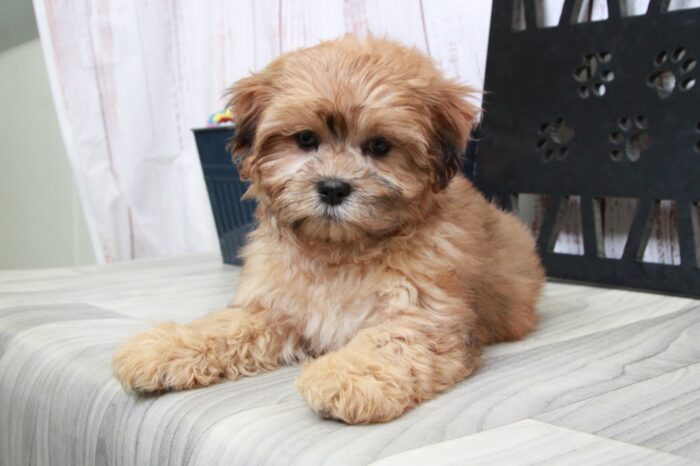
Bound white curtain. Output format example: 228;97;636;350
33;0;493;263
33;0;694;263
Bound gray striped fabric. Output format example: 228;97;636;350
1;254;698;465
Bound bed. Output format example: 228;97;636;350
1;254;698;465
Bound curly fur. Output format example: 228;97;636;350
113;35;544;424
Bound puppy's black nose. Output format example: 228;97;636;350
317;179;352;206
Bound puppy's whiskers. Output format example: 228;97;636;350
320;205;347;222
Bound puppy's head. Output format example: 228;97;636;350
227;35;478;242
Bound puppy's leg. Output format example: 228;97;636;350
113;308;297;393
296;323;480;424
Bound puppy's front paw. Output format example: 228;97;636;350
112;323;224;393
295;352;412;424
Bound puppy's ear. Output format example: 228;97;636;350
225;73;271;179
428;83;480;192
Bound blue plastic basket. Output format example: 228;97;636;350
193;126;255;265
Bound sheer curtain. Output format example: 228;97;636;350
33;0;493;262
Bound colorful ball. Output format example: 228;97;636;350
208;109;234;126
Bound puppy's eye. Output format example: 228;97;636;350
294;130;318;150
363;137;392;157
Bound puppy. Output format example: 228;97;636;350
113;35;544;424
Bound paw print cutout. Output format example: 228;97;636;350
573;52;614;98
536;118;575;163
647;47;696;98
609;115;651;163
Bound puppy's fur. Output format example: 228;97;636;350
113;36;544;424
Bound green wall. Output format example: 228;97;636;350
0;0;39;53
0;36;96;269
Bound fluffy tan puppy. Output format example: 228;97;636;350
113;35;544;424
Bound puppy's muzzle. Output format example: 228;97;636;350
317;179;352;206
